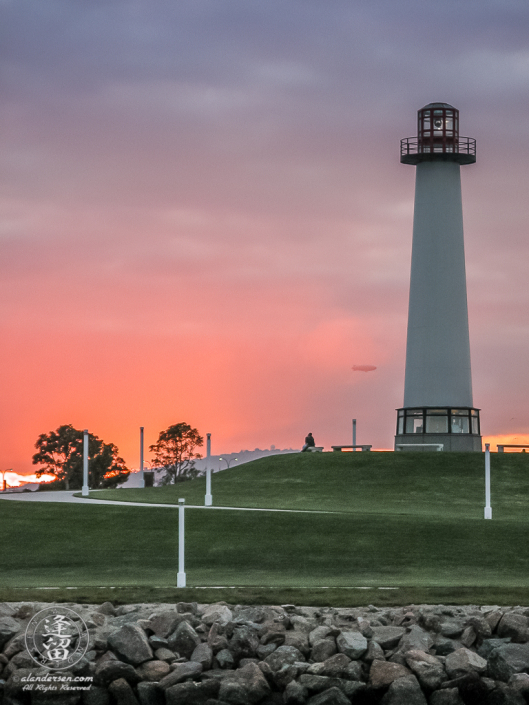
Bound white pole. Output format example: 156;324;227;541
484;443;492;519
353;419;357;450
205;433;212;506
82;429;89;496
139;427;145;488
177;498;186;587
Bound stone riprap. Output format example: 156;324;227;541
2;602;529;704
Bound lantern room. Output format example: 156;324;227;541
400;102;476;165
418;103;458;153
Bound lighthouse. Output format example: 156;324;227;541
395;103;482;451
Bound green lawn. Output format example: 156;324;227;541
89;451;529;520
2;452;529;604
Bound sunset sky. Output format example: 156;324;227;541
2;0;529;479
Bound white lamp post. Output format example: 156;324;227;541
219;457;238;469
205;433;212;506
177;498;186;587
484;443;492;519
139;427;145;488
352;419;357;450
82;429;89;497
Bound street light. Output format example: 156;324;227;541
219;457;238;470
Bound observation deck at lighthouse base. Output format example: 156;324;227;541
394;407;482;452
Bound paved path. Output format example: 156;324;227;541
0;490;327;513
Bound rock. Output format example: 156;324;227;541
311;638;337;662
453;671;492;703
229;625;260;660
429;688;465;704
369;660;411;689
364;639;386;663
284;679;309;704
157;660;203;689
440;621;465;639
311;653;352;679
265;645;305;671
231;661;271;703
218;679;248;704
460;626;477;648
485;682;526;705
404;649;446;691
444;647;487;679
136;660;171;682
208;622;230;653
137;681;165;705
108;624;153;665
201;604;233;626
508;672;529;696
95;655;141;687
290;615;314;633
167;620;201;659
486;610;504;632
273;663;299;688
190;643;213;670
153;647;177;663
467;615;492;641
497;614;529;644
336;630;368;659
398;625;434;654
371;626;406;650
284;630;310;655
434;635;461;656
479;638;512;659
108;677;140;705
0;617;20;650
165;678;219;704
96;601;116;616
487;643;529;682
380;674;427;705
256;643;277;660
306;686;351;705
216;648;235;669
146;611;181;639
309;626;335;646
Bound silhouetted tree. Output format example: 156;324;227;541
32;424;130;490
149;423;203;484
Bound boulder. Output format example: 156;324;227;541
0;617;20;650
444;647;487;679
108;677;140;705
229;624;260;660
216;648;235;669
190;643;213;670
497;614;529;644
136;660;171;682
487;643;529;682
146;611;181;639
265;645;305;671
137;681;165;705
284;679;309;704
398;625;434;654
484;682;526;705
157;660;203;690
201;603;233;626
165;678;220;705
167;620;201;659
429;688;465;704
371;626;406;650
108;624;153;665
369;660;411;689
311;638;337;662
336;630;368;659
380;674;427;704
404;649;446;691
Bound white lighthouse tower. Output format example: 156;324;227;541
395;103;482;451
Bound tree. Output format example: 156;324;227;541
32;424;130;490
149;423;203;485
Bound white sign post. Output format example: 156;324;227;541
177;498;186;587
205;432;212;506
82;429;89;497
484;443;492;519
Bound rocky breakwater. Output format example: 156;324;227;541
2;602;529;704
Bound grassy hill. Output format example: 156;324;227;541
90;450;529;520
2;451;529;605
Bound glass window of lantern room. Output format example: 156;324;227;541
425;409;448;434
397;410;404;435
471;410;479;435
451;410;470;434
405;410;423;434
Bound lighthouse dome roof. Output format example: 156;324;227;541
421;102;456;110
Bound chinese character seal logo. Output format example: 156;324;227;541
25;606;89;670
